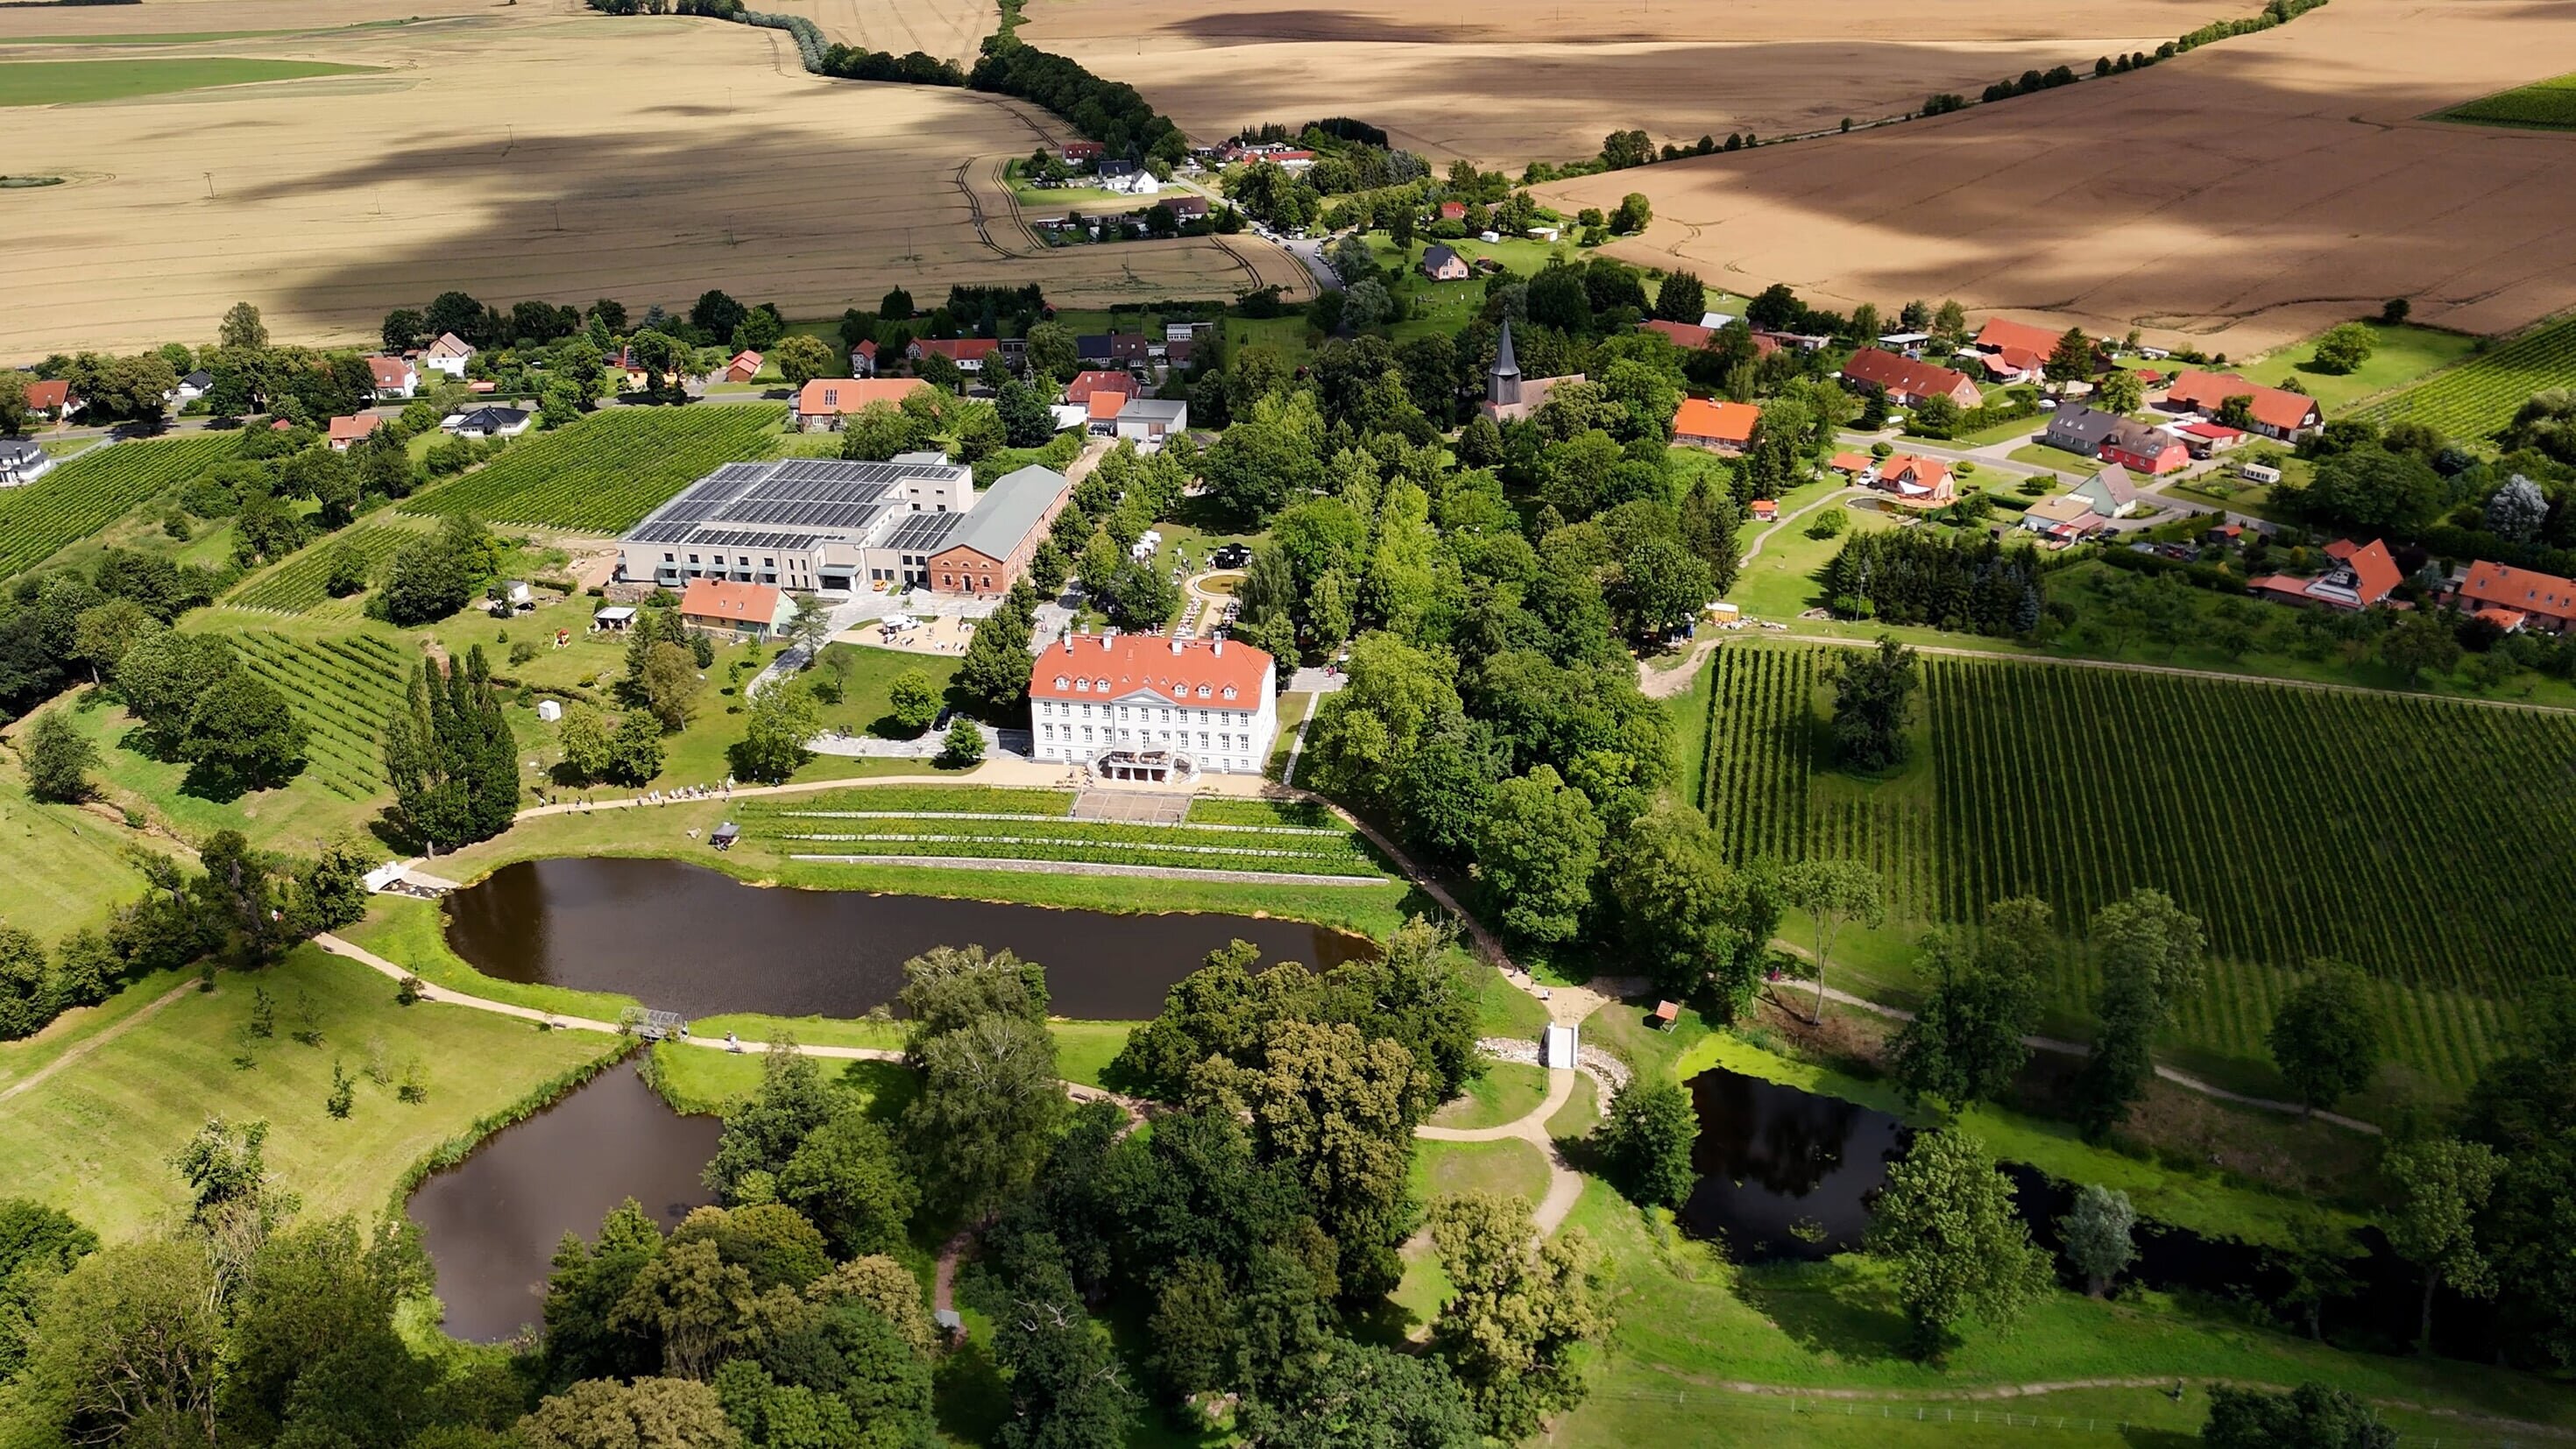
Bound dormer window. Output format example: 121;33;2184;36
1221;686;1238;701
1095;678;1111;692
1195;684;1211;698
1056;676;1072;690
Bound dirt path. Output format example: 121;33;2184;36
0;980;195;1106
1634;485;1861;698
1771;941;2381;1134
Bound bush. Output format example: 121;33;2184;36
939;717;986;767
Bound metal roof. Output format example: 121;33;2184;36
625;456;965;548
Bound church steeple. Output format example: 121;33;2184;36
1488;317;1522;407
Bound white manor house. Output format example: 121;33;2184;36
1029;633;1277;779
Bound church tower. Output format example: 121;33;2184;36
1487;317;1523;408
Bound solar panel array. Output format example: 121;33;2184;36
626;458;952;548
885;512;960;554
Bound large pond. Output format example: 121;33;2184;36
408;1061;719;1343
1679;1065;2477;1357
442;856;1375;1021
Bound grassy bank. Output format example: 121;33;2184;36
0;948;615;1239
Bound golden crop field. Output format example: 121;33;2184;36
760;0;992;66
1539;0;2576;354
1016;0;2253;164
0;3;1305;358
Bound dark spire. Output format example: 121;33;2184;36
1493;315;1520;378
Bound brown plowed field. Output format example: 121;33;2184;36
1538;0;2576;353
0;6;1306;358
1016;0;2252;163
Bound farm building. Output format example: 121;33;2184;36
1638;319;1716;350
791;378;931;431
1971;316;2070;358
2250;538;2403;612
1061;140;1104;162
21;379;77;420
1420;244;1470;281
2452;559;2576;632
1064;370;1139;406
423;332;475;378
723;350;763;384
1672;397;1759;453
618;456;1069;599
2158;371;2323;441
1030;633;1277;778
2099;420;2190;476
678;578;794;640
0;439;53;486
2020;491;2107;542
908;338;1002;372
1478;318;1583;425
1837;348;1981;409
1115;398;1189;447
366;355;418;399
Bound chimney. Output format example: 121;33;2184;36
1213;638;1223;656
1102;633;1113;650
1062;633;1073;653
1171;638;1183;655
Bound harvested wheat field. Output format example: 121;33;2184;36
0;0;479;39
1539;0;2576;354
1016;0;2250;163
758;0;992;66
0;7;1305;358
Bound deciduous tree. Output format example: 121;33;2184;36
1595;1078;1698;1209
1426;1192;1612;1438
1778;859;1883;1022
2268;959;2379;1113
1865;1127;2051;1359
2060;1184;2138;1297
2383;1136;2498;1354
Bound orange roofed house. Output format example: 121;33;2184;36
1030;633;1278;779
1672;397;1759;454
907;337;1002;373
2158;371;2323;442
1872;455;1957;507
2249;538;2403;612
678;578;795;640
1837;347;1981;410
2453;559;2576;633
792;378;931;432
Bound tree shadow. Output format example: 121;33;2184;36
1730;1257;1911;1367
178;757;302;804
931;1339;1008;1445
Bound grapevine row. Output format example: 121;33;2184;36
402;405;785;534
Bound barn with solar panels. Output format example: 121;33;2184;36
615;454;1074;598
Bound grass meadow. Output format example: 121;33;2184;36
0;56;371;106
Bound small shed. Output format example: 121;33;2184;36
1541;1023;1578;1070
535;699;563;724
711;821;740;852
1652;1000;1681;1030
1705;601;1741;624
594;606;637;632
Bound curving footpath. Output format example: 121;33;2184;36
1417;1064;1586;1234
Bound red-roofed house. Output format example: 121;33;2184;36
1838;348;1980;409
1749;498;1780;522
1061;140;1105;163
1437;201;1467;222
1973;317;2069;357
1874;455;1956;507
1672;397;1759;454
326;415;384;451
1828;451;1873;476
792;378;931;431
1030;633;1278;777
678;578;794;640
2099;419;2190;476
723;350;763;384
2159;371;2323;441
2455;560;2576;632
1638;319;1716;350
908;337;1002;372
1064;369;1139;406
1977;346;2047;383
2249;538;2403;612
21;379;76;420
850;340;879;378
365;355;418;399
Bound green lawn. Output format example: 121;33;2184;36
810;641;960;739
0;744;171;940
2433;68;2576;130
2005;442;2101;474
1411;1137;1551;1205
2244;320;2480;411
0;947;617;1239
1427;1061;1550;1130
1727;496;1900;619
0;57;372;105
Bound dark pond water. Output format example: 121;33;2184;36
407;1061;719;1343
1679;1065;2484;1357
442;856;1375;1021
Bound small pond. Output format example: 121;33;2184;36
442;856;1375;1021
1680;1065;2479;1356
408;1061;719;1343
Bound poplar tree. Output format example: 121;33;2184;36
382;647;519;852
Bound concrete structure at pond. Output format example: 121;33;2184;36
1029;632;1277;777
618;456;1072;597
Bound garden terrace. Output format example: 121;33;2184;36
402;405;786;534
738;808;1388;879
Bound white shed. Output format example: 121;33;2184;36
1542;1023;1578;1070
535;699;563;723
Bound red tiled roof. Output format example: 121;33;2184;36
795;378;929;416
1438;201;1467;220
1879;454;1952;494
2162;371;2321;434
679;578;787;626
1639;319;1716;350
911;337;1001;361
1828;451;1872;473
2475;607;2529;631
853;340;878;358
365;356;413;389
1750;498;1780;519
728;350;763;373
326;415;380;444
1030;634;1270;709
2459;559;2576;621
23;379;68;411
2326;538;2403;605
1087;391;1126;421
2176;421;2246;441
1839;347;1975;402
1974;317;2066;356
1065;369;1138;403
1981;345;2046;376
1673;397;1759;445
